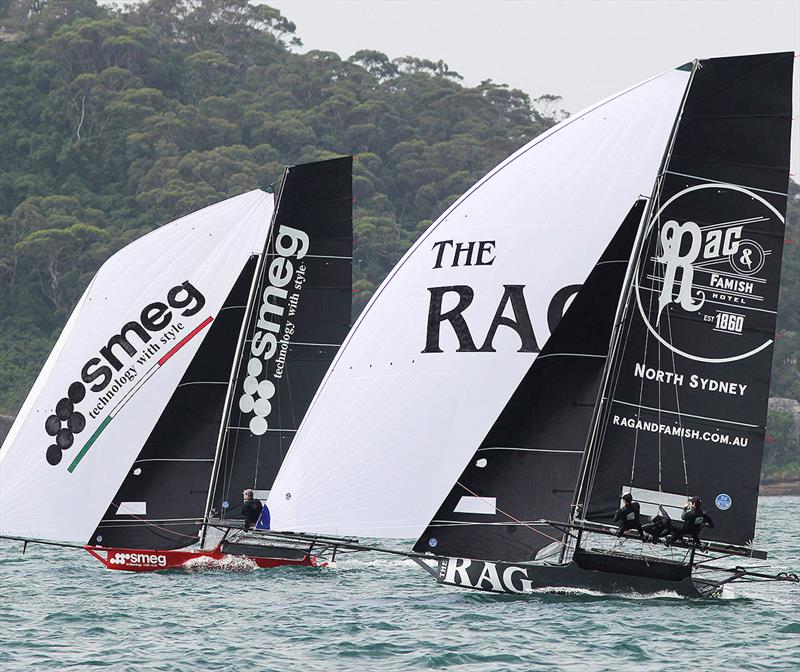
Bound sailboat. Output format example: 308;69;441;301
0;157;354;572
407;52;799;596
263;53;798;596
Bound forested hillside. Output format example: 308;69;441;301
0;0;797;480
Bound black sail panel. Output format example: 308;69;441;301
413;201;643;561
209;157;352;522
582;53;793;546
91;257;258;549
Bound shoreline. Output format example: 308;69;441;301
760;479;800;496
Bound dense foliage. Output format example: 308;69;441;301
0;1;797;478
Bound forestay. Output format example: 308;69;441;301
267;68;690;538
0;191;272;543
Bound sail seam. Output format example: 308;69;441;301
134;458;214;463
611;398;760;428
664;171;788;197
534;353;606;361
477;447;583;453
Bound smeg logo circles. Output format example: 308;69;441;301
44;381;87;465
238;357;276;435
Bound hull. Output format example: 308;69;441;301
84;544;318;572
434;554;715;598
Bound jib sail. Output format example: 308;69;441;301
413;200;644;561
577;53;793;547
205;157;352;526
0;190;273;544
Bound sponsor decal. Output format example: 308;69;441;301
44;281;209;470
108;551;168;568
610;414;749;447
715;493;732;511
238;225;309;436
423;239;579;354
634;183;782;363
632;363;748;397
440;557;535;593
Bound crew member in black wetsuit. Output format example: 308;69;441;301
241;489;263;530
666;496;714;546
614;492;644;540
642;505;673;542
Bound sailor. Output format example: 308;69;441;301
666;496;714;546
642;504;673;542
613;492;644;540
241;489;263;530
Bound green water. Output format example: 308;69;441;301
2;497;798;671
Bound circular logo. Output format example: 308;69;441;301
428;538;438;548
238;357;276;436
633;183;783;364
45;381;87;465
730;239;765;276
715;493;732;511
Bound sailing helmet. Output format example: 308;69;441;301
243;489;254;497
689;496;702;506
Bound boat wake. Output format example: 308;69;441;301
182;554;258;572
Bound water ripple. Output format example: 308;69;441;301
1;497;799;671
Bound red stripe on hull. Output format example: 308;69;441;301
83;545;318;572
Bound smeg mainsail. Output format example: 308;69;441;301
0;157;354;571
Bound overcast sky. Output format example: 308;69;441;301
268;0;799;175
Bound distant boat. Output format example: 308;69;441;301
0;157;354;572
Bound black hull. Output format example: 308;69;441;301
434;555;717;598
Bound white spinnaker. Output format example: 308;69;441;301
0;190;273;543
268;68;690;538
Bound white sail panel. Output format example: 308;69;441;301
0;190;273;543
267;69;690;537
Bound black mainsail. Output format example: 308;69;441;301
206;157;353;527
576;52;793;547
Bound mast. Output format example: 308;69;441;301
200;175;286;547
570;61;700;526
